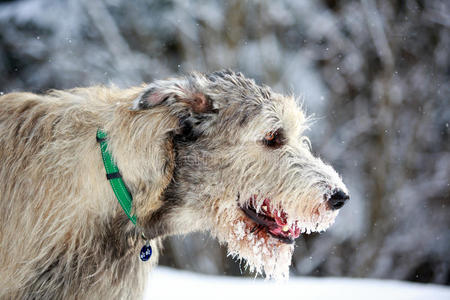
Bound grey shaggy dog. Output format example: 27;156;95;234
0;70;348;299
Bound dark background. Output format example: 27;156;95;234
0;0;448;284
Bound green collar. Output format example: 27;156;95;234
96;129;137;225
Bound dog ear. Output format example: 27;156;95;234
132;78;214;114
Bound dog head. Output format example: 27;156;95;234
130;70;348;279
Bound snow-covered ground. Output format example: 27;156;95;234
145;267;450;300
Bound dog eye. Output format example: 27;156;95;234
263;129;285;149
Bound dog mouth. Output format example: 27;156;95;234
239;196;301;244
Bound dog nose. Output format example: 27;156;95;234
327;189;349;210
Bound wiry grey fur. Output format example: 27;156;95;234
0;70;347;299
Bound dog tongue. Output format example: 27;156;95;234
261;198;301;239
271;208;301;239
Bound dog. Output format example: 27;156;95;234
0;70;348;299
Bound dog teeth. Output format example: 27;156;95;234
282;225;289;232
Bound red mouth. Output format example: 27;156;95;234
240;196;301;244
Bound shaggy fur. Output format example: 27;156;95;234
0;70;348;299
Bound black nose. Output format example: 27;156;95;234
327;189;349;210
